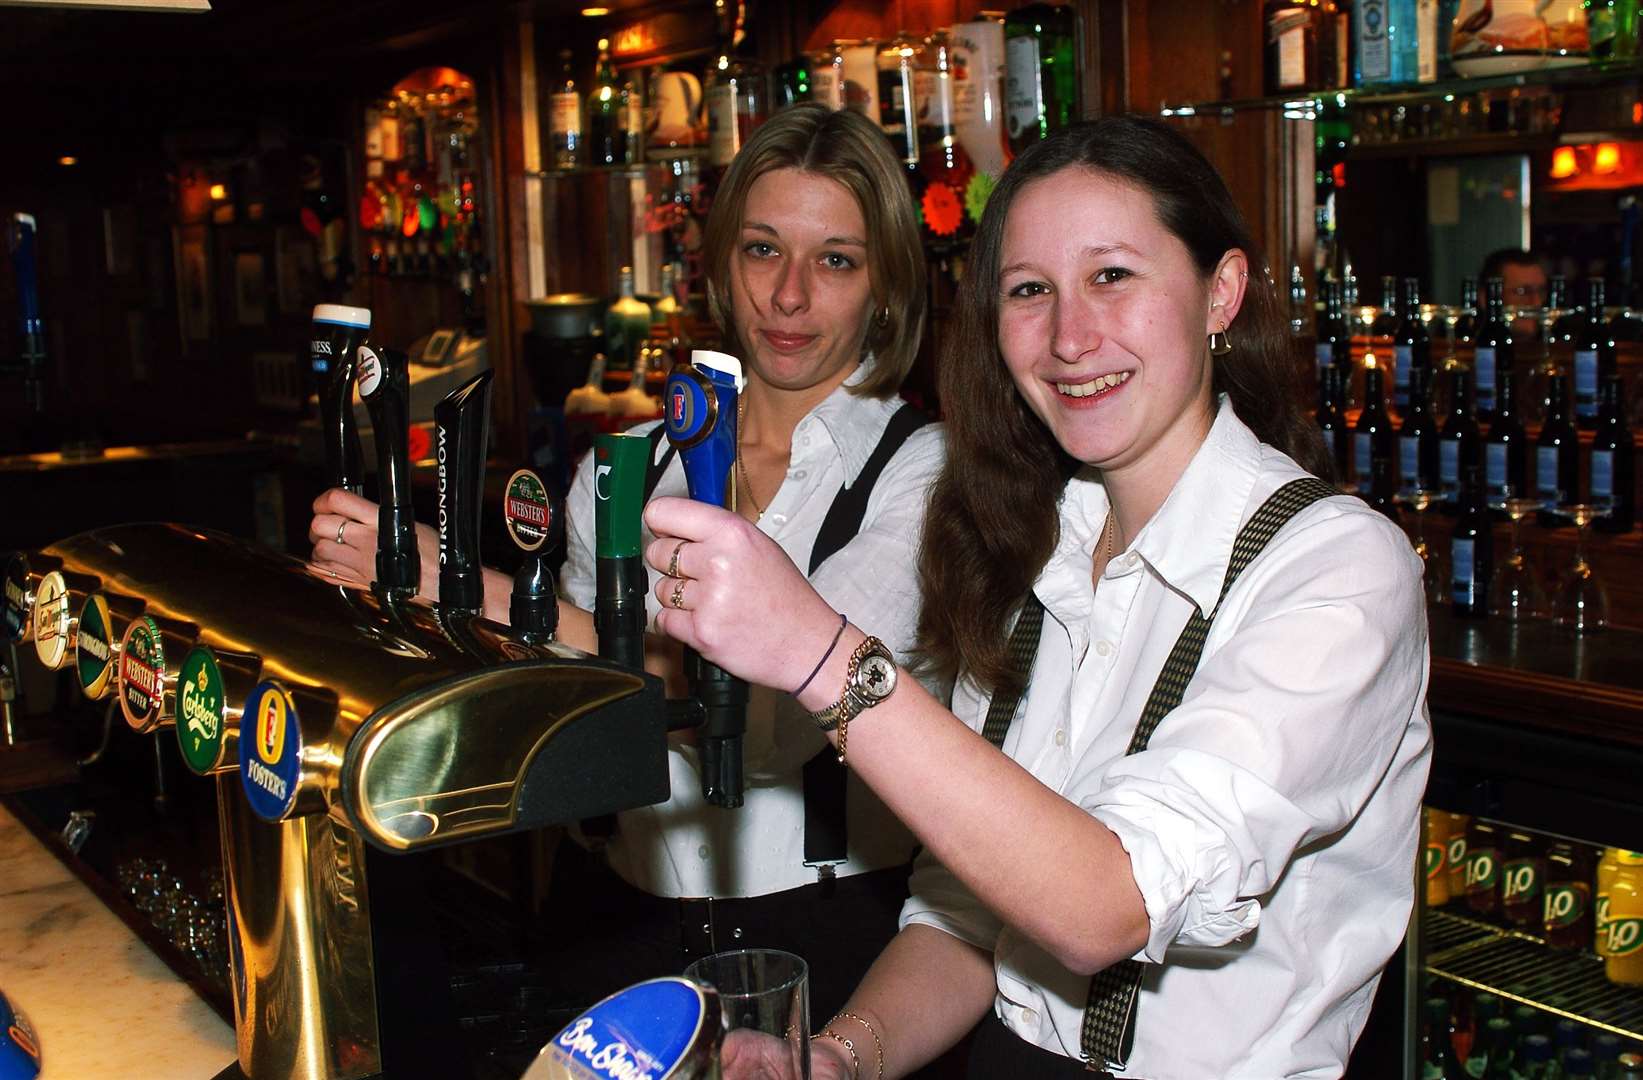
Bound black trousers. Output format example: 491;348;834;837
541;838;910;1028
967;1012;1119;1079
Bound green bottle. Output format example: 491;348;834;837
1587;0;1640;60
1003;3;1080;153
603;265;652;374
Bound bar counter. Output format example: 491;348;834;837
0;800;234;1078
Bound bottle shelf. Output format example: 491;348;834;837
1424;908;1643;1041
1159;59;1643;120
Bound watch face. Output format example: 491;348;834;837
857;653;898;703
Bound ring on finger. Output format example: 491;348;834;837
335;519;347;546
667;540;689;579
669;578;688;610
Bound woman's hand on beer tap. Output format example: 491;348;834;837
310;488;440;599
644;496;846;704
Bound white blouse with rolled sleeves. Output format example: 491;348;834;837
561;361;946;899
900;398;1432;1079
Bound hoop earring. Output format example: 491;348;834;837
1208;327;1233;356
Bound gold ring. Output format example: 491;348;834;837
667;540;688;579
669;578;687;610
335;520;347;546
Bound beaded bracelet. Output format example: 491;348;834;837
832;1012;884;1080
809;1030;861;1079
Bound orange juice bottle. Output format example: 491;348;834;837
1599;847;1624;957
1423;807;1451;907
1606;851;1643;986
1446;813;1471;900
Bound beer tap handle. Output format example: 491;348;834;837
311;304;372;496
665;350;749;809
357;345;420;598
592;433;651;671
502;467;562;643
433;370;495;613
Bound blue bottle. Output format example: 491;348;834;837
1357;0;1439;85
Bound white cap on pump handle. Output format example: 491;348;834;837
690;349;745;390
311;303;372;330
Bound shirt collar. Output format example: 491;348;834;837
1127;395;1263;616
803;357;896;483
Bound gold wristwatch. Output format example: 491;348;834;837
810;636;897;732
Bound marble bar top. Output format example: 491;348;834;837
0;801;236;1078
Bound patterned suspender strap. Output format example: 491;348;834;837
1080;476;1337;1071
981;595;1046;749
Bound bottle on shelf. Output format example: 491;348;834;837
1446;811;1472;899
1451;463;1492;617
1372;273;1401;347
1587;0;1641;61
1317;363;1351;484
653;262;686;344
1439;368;1481;512
1004;3;1080;155
1354;360;1396;494
1421;997;1467;1079
1399;364;1441;496
1394;276;1430;413
1424;807;1452;906
550;49;582;171
621;77;644;166
811;41;846;111
1543;841;1596;950
1317;280;1351;381
1484;367;1529;512
705;2;770;170
1455;277;1479;347
1535;372;1579;527
876;31;922;171
587;38;625;167
1520;1034;1556;1080
1502;829;1547;929
952;14;1010;181
1355;0;1439;86
1599;846;1626;960
609;345;662;422
840;40;882;126
1607;850;1643;986
565;352;612;418
1264;0;1352;94
1466;817;1503;920
1547;273;1577;363
1474;277;1514;421
915;29;977;249
1573;278;1616;428
603;266;652;374
1478;1016;1516;1080
773;54;811;110
1592;374;1635;533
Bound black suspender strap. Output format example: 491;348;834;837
981;596;1045;749
642;424;676;503
1077;476;1337;1070
802;402;931;878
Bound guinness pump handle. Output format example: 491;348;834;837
433;370;494;613
311;304;371;495
357;346;420;597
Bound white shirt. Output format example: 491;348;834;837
561;362;946;898
901;398;1432;1079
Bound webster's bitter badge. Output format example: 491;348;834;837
0;988;40;1079
2;555;29;644
239;681;301;821
177;647;226;774
504;468;553;552
31;571;69;670
522;977;721;1080
75;594;115;699
119;616;165;730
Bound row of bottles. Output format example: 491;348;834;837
1265;0;1626;96
360;71;485;282
1424;810;1643;986
547;5;1081;248
1420;978;1643;1079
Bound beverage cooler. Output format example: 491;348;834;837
1403;607;1643;1077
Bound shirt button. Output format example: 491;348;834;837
1020;1007;1039;1028
791;469;807;480
771;513;788;525
1095;640;1112;657
1054;729;1066;747
697;845;710;859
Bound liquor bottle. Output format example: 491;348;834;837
1368;452;1401;521
1393;276;1429;412
1004;3;1080;154
1356;0;1438;85
1592;374;1636;533
1455;277;1479;347
1317;281;1351;380
604;266;652;374
1439;368;1480;511
705;3;770;170
1421;997;1467;1080
1473;277;1513;420
915;29;976;249
1399;364;1440;496
621;78;644;166
1502;830;1546;928
550;49;582;170
1355;362;1396;493
877;31;922;170
840;41;881;125
1587;0;1641;60
1484;367;1529;512
609;345;662;421
1573;277;1615;428
1265;0;1322;94
952;15;1010;180
811;42;846;111
1547;274;1577;363
1466;817;1502;920
1536;372;1579;526
564;353;611;417
587;38;625;167
1317;363;1351;483
1451;463;1492;617
653;262;686;344
1543;841;1596;950
1371;274;1400;345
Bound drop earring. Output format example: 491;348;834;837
1208;324;1233;356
